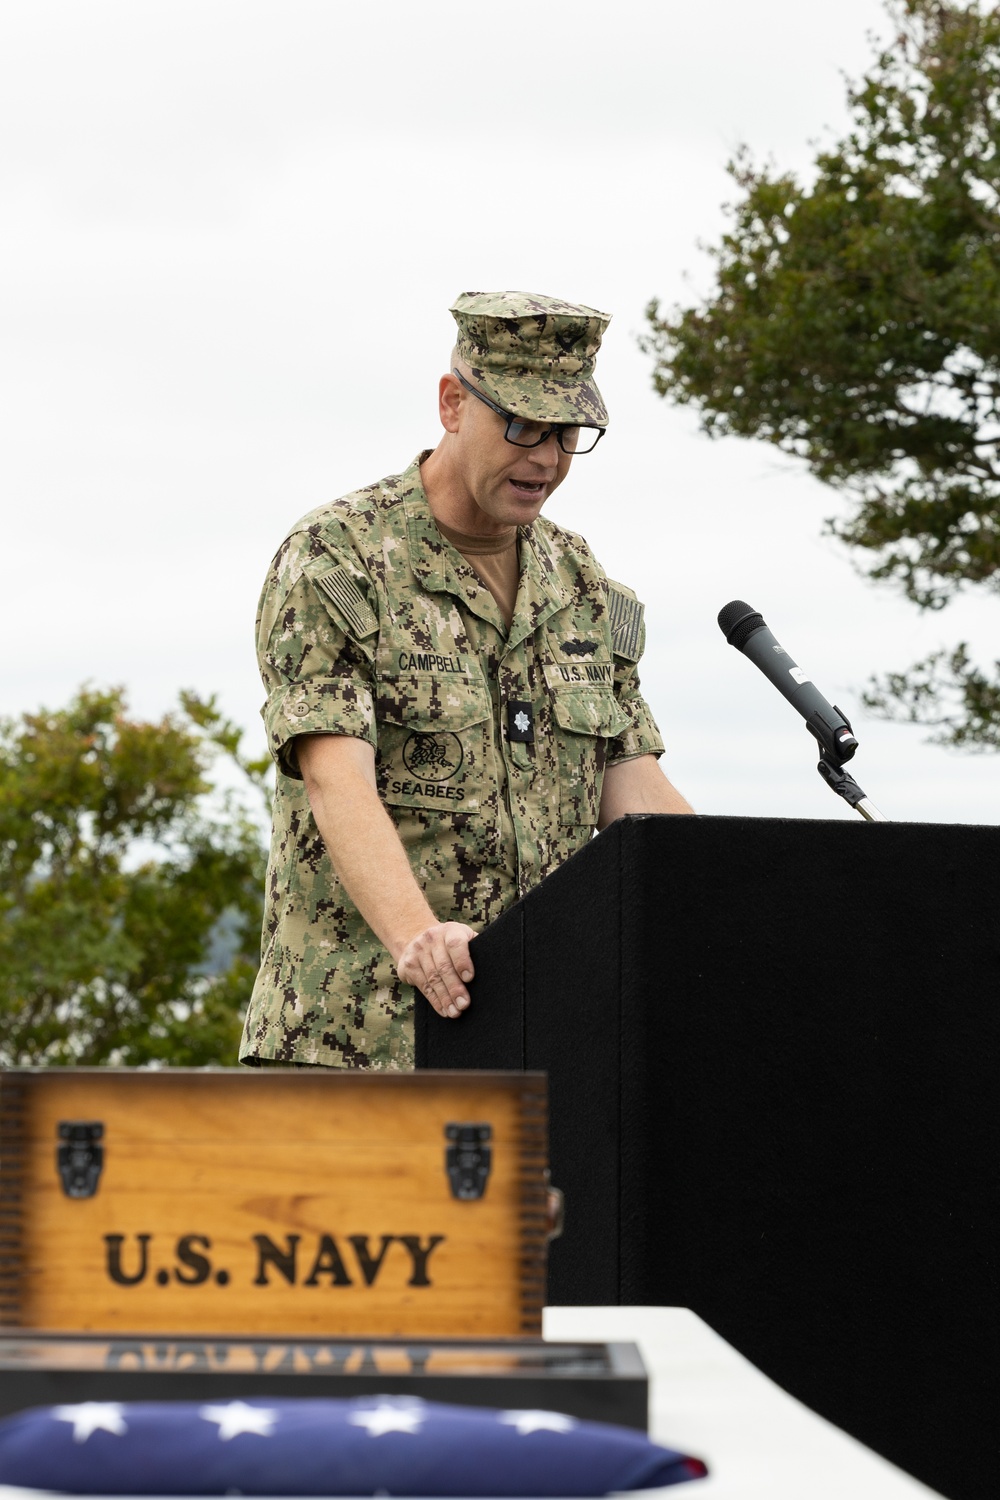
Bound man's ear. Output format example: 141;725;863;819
438;371;463;433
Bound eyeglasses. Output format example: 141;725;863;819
452;369;605;454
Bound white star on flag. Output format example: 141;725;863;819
53;1403;127;1443
199;1401;279;1441
514;710;530;733
349;1404;424;1437
499;1409;577;1436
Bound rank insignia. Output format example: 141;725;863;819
507;700;534;743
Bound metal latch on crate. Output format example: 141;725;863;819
57;1121;104;1198
445;1122;492;1200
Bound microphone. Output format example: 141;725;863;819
717;600;859;764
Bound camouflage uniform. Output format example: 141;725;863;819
240;292;664;1069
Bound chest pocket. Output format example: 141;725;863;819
549;686;631;825
375;674;494;815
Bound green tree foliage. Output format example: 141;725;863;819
0;686;270;1066
862;641;1000;745
642;0;1000;747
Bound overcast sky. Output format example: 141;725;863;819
3;0;998;826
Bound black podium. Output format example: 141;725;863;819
416;815;999;1500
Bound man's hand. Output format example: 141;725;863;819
397;922;478;1019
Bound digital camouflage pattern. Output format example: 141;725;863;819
451;291;611;428
240;454;663;1070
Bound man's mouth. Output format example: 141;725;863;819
508;479;546;497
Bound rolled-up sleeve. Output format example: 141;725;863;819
257;535;378;780
596;574;665;765
608;659;665;765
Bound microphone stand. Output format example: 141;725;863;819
809;711;889;823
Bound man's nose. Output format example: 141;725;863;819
528;433;562;467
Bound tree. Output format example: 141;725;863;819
642;0;1000;748
0;686;270;1066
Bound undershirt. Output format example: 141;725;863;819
435;519;519;630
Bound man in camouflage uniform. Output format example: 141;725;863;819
240;291;693;1069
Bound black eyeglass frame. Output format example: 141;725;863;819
452;369;606;454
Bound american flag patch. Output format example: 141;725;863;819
602;581;644;662
313;567;378;639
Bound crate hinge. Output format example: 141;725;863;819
444;1122;491;1200
57;1121;104;1199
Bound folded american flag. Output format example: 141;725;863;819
0;1395;708;1495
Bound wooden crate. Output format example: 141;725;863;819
0;1069;549;1340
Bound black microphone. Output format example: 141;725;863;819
717;600;859;763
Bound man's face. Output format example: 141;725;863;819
452;377;573;528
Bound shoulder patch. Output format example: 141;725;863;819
313;566;378;639
602;579;644;662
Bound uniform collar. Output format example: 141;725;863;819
401;453;572;646
400;455;502;630
507;522;573;652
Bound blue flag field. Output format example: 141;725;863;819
0;1395;708;1496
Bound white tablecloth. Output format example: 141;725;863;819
0;1306;945;1498
544;1306;943;1498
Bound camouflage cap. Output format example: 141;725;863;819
450;290;611;428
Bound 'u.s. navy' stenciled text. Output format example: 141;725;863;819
103;1232;445;1289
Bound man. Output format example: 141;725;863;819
240;290;692;1070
